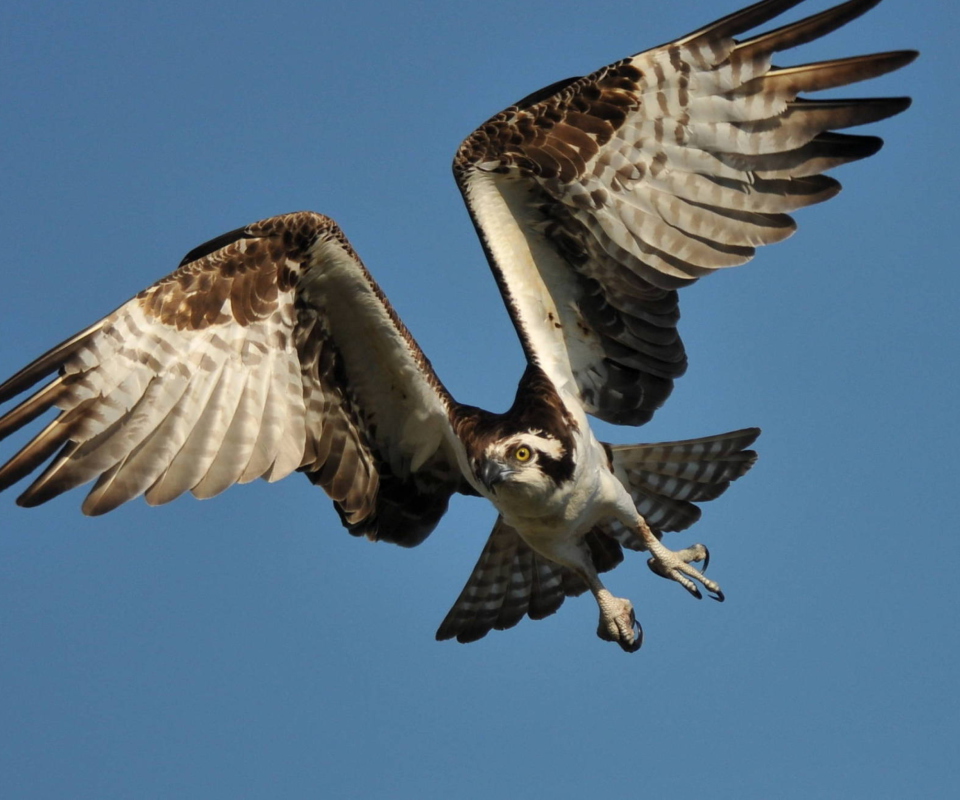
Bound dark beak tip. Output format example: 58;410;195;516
479;460;509;490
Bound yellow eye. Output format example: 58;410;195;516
514;446;532;462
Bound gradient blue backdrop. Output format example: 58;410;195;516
1;1;956;797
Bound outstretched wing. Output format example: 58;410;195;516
456;0;916;425
0;212;467;546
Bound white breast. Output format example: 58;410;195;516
493;427;635;566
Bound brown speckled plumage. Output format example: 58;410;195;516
455;0;914;426
0;0;914;650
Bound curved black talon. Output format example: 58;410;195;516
688;584;703;600
700;546;710;574
709;588;725;603
621;619;643;653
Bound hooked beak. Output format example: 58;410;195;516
479;460;514;491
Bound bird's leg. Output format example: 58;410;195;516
579;565;643;653
637;515;724;602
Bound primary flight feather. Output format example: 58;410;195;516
0;0;915;651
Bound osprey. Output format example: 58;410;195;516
0;0;914;651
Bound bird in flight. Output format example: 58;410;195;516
0;0;914;651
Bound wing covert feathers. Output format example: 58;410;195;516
0;212;463;546
456;0;915;426
2;1;913;647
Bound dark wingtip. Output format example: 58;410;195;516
888;96;914;115
857;135;885;158
897;50;921;68
682;0;808;44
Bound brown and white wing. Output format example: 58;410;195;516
0;211;466;546
456;0;916;425
436;517;623;644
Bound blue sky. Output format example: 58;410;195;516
1;1;956;797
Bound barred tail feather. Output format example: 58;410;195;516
606;427;760;549
436;519;623;644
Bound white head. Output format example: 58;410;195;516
475;430;573;500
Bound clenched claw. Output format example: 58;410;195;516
596;595;643;653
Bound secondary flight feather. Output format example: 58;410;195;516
0;0;915;650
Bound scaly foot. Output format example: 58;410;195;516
594;589;643;652
636;516;724;601
646;541;723;601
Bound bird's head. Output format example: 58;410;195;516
472;430;574;498
459;363;578;501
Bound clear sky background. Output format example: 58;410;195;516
0;1;956;798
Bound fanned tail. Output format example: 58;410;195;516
436;518;623;644
604;428;760;550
